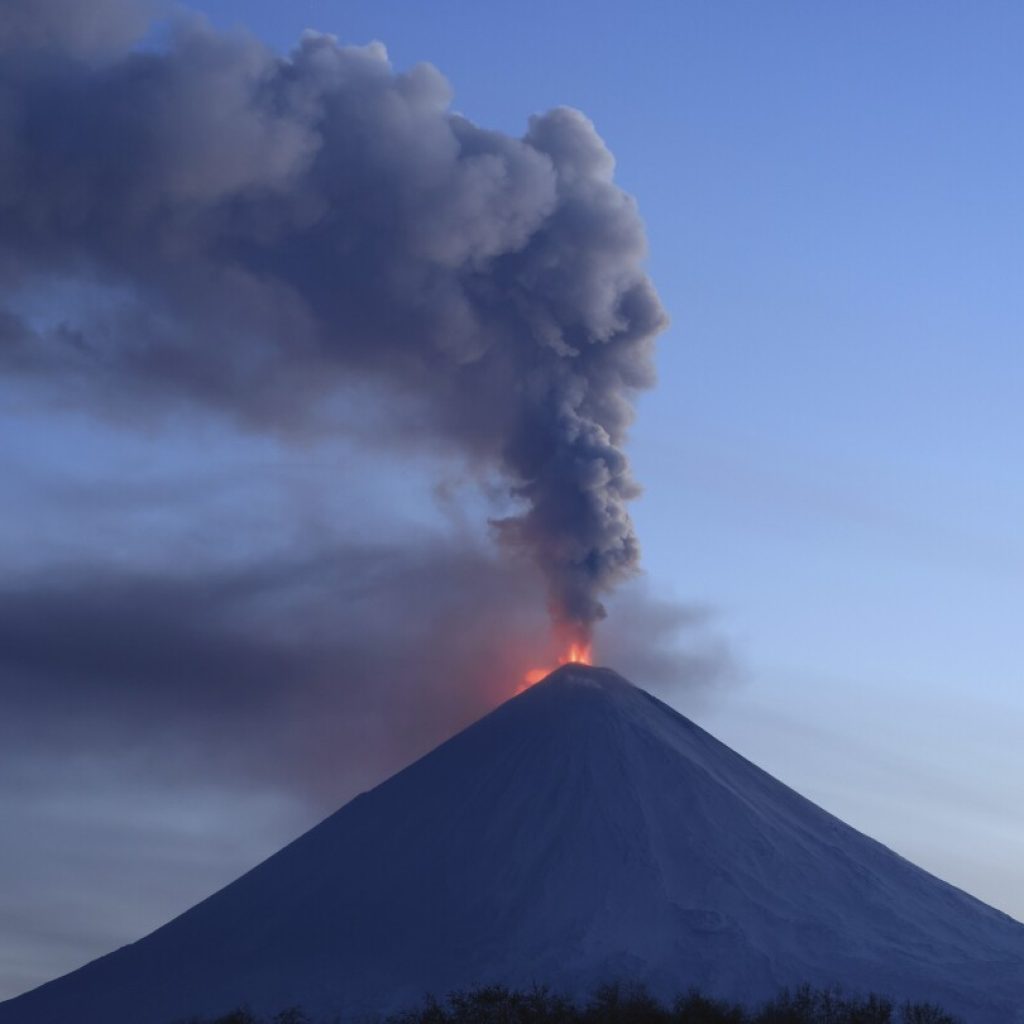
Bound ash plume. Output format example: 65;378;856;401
0;1;667;640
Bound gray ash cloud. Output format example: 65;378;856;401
0;1;667;640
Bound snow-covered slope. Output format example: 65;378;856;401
2;665;1022;1023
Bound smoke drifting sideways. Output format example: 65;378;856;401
0;525;729;999
0;537;727;806
0;0;667;644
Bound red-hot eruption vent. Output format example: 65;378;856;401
521;642;593;691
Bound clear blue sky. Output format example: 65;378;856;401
3;0;1023;999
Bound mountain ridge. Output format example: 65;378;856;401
2;664;1021;1024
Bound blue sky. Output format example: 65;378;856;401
2;0;1023;1000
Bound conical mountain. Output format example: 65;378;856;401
2;665;1022;1024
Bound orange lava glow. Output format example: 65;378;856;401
521;642;592;690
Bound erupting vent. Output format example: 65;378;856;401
521;642;592;690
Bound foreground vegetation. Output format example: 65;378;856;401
184;982;961;1024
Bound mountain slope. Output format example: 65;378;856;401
2;665;1022;1023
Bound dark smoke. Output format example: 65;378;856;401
0;0;152;58
0;1;667;642
0;538;725;802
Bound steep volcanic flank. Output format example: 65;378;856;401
2;666;1022;1024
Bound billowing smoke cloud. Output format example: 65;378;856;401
0;0;667;642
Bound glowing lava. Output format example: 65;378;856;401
521;642;593;690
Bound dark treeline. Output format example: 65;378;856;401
181;982;961;1024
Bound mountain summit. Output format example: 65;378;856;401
2;665;1022;1024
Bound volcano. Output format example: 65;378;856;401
2;665;1022;1024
